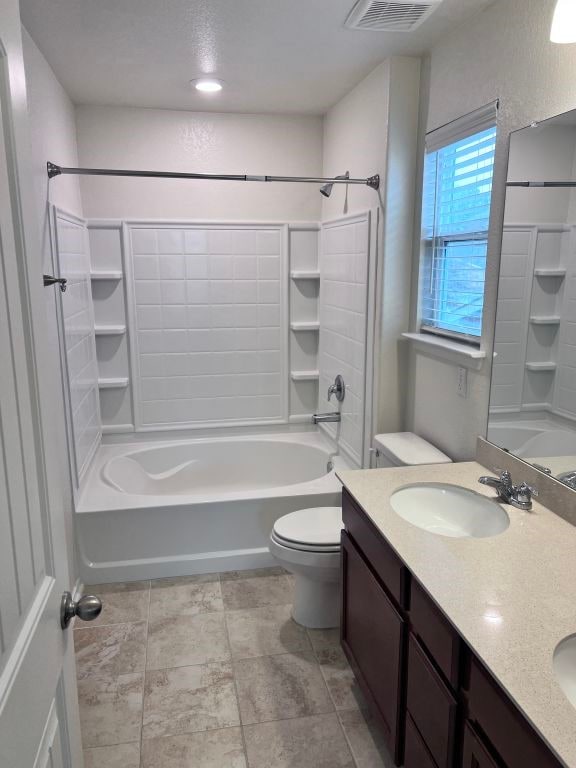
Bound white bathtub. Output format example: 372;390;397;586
487;420;576;458
77;431;349;583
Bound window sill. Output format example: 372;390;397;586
401;332;487;370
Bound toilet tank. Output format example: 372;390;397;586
372;432;452;467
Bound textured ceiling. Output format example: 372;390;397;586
21;0;495;114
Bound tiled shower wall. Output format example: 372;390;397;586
128;226;286;428
318;213;370;465
53;210;101;485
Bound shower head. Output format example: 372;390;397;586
320;171;350;198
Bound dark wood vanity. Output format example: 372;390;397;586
340;487;564;768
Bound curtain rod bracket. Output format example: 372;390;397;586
366;174;380;190
47;162;62;179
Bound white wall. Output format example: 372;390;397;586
409;0;576;460
322;57;420;439
322;61;390;220
75;106;323;222
22;29;83;582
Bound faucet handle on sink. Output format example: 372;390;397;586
515;482;538;508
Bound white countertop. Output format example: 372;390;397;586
337;461;576;768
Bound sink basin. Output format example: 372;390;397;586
390;483;510;539
553;635;576;708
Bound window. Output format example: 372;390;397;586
420;109;497;342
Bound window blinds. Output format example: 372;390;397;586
420;104;498;340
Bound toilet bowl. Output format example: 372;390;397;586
269;433;452;629
269;506;342;629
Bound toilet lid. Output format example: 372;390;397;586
273;506;343;547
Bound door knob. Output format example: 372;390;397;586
61;591;103;629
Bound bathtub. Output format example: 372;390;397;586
487;420;576;458
76;431;349;583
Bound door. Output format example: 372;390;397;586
0;4;83;767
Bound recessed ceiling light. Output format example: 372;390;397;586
551;0;576;43
191;78;224;93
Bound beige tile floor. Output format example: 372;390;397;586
76;567;394;768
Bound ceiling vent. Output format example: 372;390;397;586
345;0;443;32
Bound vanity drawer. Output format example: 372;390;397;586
342;488;407;608
410;578;461;689
407;634;457;768
467;657;562;768
404;714;438;768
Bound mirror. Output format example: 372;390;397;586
488;108;576;488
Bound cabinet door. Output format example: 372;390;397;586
404;714;438;768
462;723;499;768
341;530;406;765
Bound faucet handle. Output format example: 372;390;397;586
515;482;538;507
494;468;512;485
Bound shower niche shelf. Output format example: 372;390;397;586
291;370;320;381
525;362;557;372
90;270;123;280
88;222;134;434
529;316;561;325
98;377;129;389
95;324;127;336
288;226;320;420
534;268;566;278
290;270;320;280
290;321;320;331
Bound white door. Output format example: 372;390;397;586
0;3;84;767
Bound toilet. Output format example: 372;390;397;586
269;432;452;629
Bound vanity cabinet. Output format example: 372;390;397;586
340;488;563;768
340;529;406;763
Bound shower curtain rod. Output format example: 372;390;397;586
46;162;380;190
507;181;576;187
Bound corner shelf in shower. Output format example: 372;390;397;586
90;270;123;280
290;270;320;280
529;316;561;325
98;377;129;389
290;370;320;381
525;362;557;372
290;321;320;331
95;324;127;336
534;268;566;278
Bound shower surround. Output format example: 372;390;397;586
51;206;375;581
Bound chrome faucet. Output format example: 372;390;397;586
478;469;538;511
558;470;576;489
313;412;341;424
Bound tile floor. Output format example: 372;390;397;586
76;567;394;768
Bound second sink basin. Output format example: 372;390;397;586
390;483;510;539
553;635;576;709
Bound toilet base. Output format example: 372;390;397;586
292;573;340;629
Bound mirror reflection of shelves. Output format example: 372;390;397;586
288;226;321;422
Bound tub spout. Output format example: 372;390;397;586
313;412;341;424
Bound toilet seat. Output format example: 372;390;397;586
272;506;342;552
270;530;340;553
